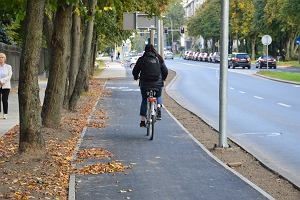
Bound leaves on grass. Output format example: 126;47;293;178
0;78;120;199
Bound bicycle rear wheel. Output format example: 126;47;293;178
149;115;155;140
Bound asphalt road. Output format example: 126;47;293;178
165;58;300;188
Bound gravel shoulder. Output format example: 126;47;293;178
162;70;300;200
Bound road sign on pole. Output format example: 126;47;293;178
123;12;158;30
262;35;272;69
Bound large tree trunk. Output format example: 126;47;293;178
65;9;81;108
43;13;54;48
41;4;73;127
251;37;256;60
69;0;97;111
285;38;291;60
90;33;98;77
18;0;45;153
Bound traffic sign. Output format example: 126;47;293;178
262;35;272;45
296;36;300;45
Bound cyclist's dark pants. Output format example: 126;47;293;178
140;87;162;117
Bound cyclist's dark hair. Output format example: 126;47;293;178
144;44;164;64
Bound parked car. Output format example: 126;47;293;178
193;52;200;60
229;53;251;69
211;52;220;63
124;56;139;68
208;53;213;62
164;51;174;59
184;51;190;59
201;52;209;62
187;52;195;60
256;55;277;69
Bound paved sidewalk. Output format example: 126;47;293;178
0;78;47;137
72;61;273;200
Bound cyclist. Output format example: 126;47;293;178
132;44;168;127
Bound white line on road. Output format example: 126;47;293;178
239;91;246;94
277;102;291;108
230;87;234;90
293;85;300;88
254;96;264;100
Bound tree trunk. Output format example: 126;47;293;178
41;4;73;127
251;37;256;60
66;8;81;106
91;33;98;76
286;38;291;60
18;0;45;153
69;0;97;111
43;13;54;49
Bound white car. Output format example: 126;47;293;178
164;51;174;59
124;56;139;68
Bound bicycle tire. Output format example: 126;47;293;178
149;115;155;140
146;102;151;136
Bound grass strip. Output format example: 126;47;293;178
257;71;300;83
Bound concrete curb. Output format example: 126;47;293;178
163;107;274;200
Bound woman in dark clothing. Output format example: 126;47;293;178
132;44;168;127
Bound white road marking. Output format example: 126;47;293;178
106;86;129;89
293;85;300;88
277;102;291;108
121;89;140;92
230;87;234;90
254;96;264;100
237;132;281;137
239;91;246;94
181;63;197;66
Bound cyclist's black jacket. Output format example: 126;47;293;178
132;51;168;88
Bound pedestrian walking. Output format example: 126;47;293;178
117;51;120;60
281;49;286;61
0;53;12;119
277;49;281;62
110;52;114;62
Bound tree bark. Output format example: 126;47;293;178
41;3;73;127
66;8;81;107
69;0;97;111
286;38;291;61
251;37;256;60
18;0;46;153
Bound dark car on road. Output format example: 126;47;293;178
229;53;251;69
256;55;277;69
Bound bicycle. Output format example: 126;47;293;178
145;89;158;140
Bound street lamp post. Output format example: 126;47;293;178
219;0;229;148
170;18;174;51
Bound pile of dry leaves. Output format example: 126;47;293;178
0;78;126;199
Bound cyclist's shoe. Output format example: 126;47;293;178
140;121;146;127
157;107;162;120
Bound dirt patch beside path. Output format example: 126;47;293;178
162;70;300;200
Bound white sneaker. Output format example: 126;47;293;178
3;114;7;119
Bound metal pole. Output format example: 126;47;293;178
158;19;161;55
219;0;229;148
160;19;164;59
267;45;269;69
171;19;174;52
150;30;155;45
